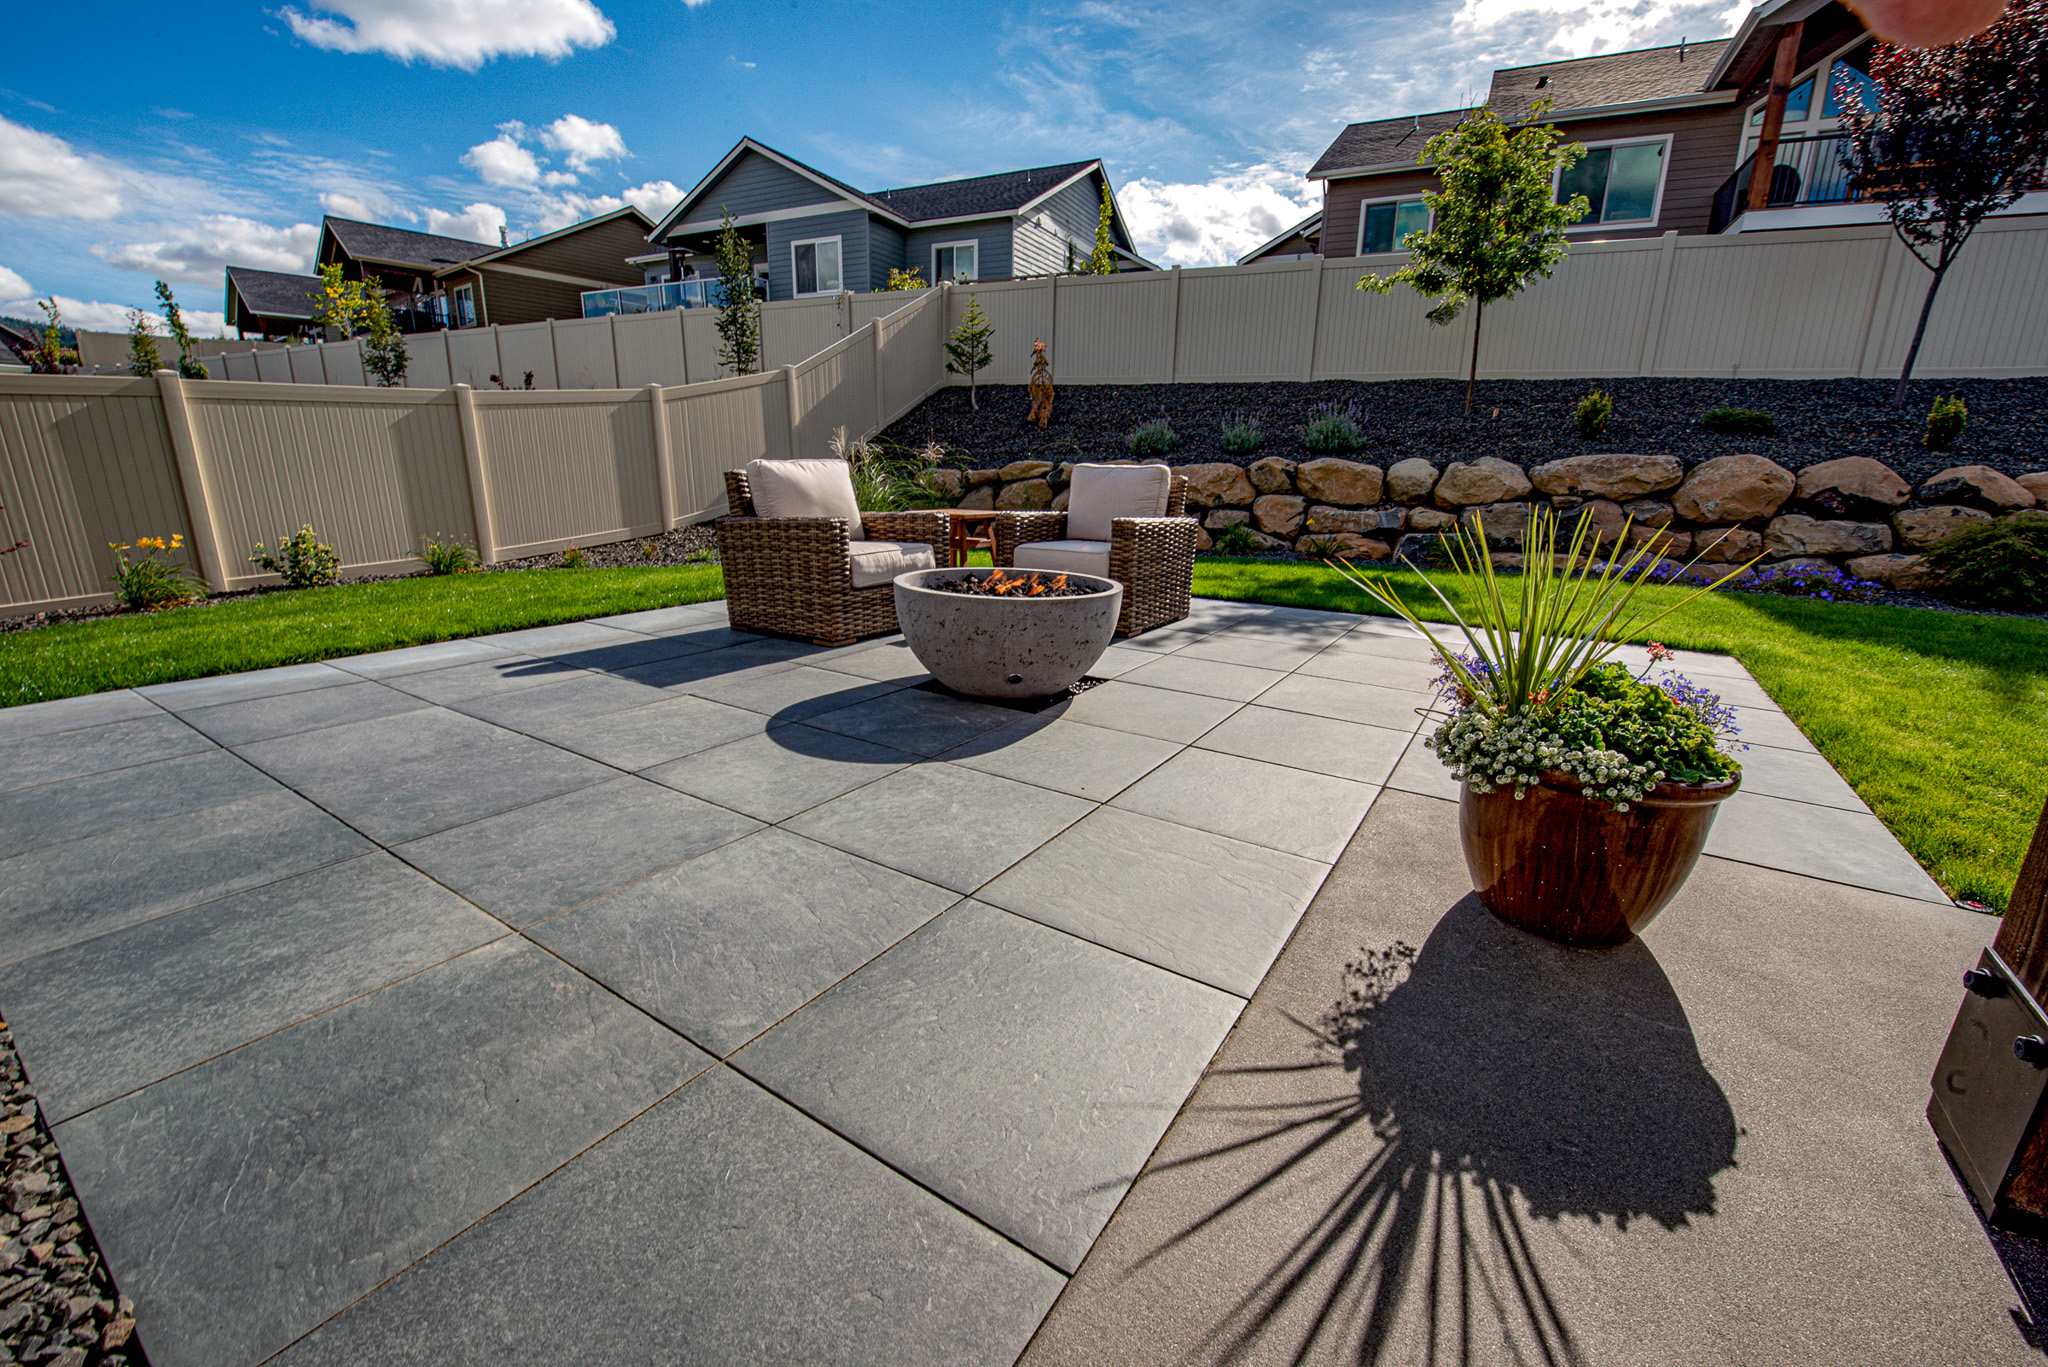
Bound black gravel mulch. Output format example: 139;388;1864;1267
881;378;2048;486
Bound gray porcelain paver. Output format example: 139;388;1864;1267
1053;679;1240;743
1112;621;1222;654
270;1067;1064;1367
645;724;913;823
0;713;215;793
1111;747;1379;863
1706;790;1948;902
0;790;373;967
783;762;1094;894
1198;704;1415;785
1115;653;1288;702
528;631;735;674
1171;632;1324;671
616;639;815;691
1254;670;1435;729
941;717;1181;801
980;806;1328;997
1731;704;1818;753
178;679;431;746
1295;645;1444;692
528;694;771;771
53;938;708;1367
477;620;648;655
386;655;590;704
1733;741;1870;812
813;640;933;684
327;637;514;680
394;777;762;927
0;852;503;1122
689;664;909;721
0;689;161;743
1386;732;1462;802
801;686;1018;755
583;602;728;634
529;828;958;1055
0;748;279;859
734;901;1243;1272
136;662;357;711
448;671;674;732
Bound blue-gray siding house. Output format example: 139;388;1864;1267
640;138;1154;302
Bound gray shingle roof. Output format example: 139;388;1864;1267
870;160;1099;222
225;266;326;321
1309;109;1473;176
321;217;496;271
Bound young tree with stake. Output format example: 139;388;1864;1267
1087;184;1118;274
126;309;163;377
945;292;994;409
713;208;762;376
1835;0;2048;404
1357;104;1587;415
155;281;209;378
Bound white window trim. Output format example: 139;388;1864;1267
1353;196;1433;256
1556;133;1675;233
1739;33;1879;163
931;239;981;284
789;235;843;298
451;283;476;327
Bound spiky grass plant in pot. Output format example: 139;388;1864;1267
1324;508;1756;945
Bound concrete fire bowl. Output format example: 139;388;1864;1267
893;568;1122;699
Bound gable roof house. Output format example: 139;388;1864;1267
223;266;326;340
1247;0;2044;264
316;217;498;332
429;206;652;329
621;138;1152;312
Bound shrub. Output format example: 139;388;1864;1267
1702;406;1776;436
1219;411;1263;454
250;525;340;588
1297;533;1349;559
416;536;478;575
1924;517;2048;612
1210;522;1261;555
639;539;660;561
558;544;586;569
1924;394;1967;451
1128;417;1178;456
1302;401;1363;452
885;267;927;291
1574;390;1612;438
108;534;202;610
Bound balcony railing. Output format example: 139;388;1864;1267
580;279;737;318
1710;132;1865;233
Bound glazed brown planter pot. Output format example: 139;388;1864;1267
1460;770;1741;948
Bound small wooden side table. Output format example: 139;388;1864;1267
945;510;999;567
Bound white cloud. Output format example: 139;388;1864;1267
320;190;413;222
463;133;544;187
278;0;616;70
428;202;507;243
540;114;627;171
0;116;126;219
0;266;31;298
619;180;683;221
94;216;320;284
522;178;680;233
1453;0;1747;59
1120;165;1321;267
0;294;229;338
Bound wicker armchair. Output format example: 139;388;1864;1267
716;468;948;646
992;472;1197;637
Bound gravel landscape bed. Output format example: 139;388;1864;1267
881;377;2048;485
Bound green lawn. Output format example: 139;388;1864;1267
4;556;2041;911
1195;557;2048;912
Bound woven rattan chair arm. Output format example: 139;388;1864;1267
861;510;949;558
992;512;1070;565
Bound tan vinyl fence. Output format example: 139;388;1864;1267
0;290;949;615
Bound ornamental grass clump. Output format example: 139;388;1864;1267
1324;505;1752;809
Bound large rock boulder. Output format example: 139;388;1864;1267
1248;457;1297;494
1673;454;1795;524
1692;526;1763;562
1295;458;1384;507
1176;462;1257;509
1764;514;1891;558
1460;502;1531;547
1205;508;1250;530
1408;507;1458;531
1920;464;2037;510
998;460;1052;481
1434;457;1532;508
995;478;1053;510
1252;494;1307;537
1795;457;1911;516
926;469;966;499
1051;489;1070;512
1892;504;1992;549
1305;532;1393;560
967;468;1002;487
1559;498;1627;545
1846;553;1940;591
1385;458;1440;503
2019;472;2048;503
1529;453;1683;501
1302;506;1375;535
1627;524;1693;558
1624;499;1675;528
957;484;995;510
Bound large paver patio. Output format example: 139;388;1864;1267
0;595;2005;1364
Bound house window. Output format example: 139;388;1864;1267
1357;199;1430;254
451;284;475;328
1822;39;1879;118
791;237;842;296
1749;76;1814;126
933;241;978;283
1557;138;1667;225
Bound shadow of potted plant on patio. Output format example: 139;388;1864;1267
1147;898;1738;1366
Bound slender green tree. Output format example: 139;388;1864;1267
1358;104;1587;414
28;299;66;373
713;208;762;375
155;281;209;378
310;264;377;342
944;291;994;409
1087;183;1118;274
360;293;410;387
126;308;163;376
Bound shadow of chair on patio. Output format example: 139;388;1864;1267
1143;897;1738;1367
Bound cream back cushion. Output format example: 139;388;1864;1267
1067;463;1170;542
745;458;863;532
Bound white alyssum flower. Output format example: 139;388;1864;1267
1426;709;1663;810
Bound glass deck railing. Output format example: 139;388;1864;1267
580;279;734;318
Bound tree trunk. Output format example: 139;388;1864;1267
970;368;978;411
1894;260;1950;407
1465;301;1485;416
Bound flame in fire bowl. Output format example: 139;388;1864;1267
893;568;1123;699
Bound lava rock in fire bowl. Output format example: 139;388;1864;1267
893;567;1122;699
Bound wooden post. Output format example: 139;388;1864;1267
1637;231;1680;375
1995;798;2048;998
1300;256;1323;381
647;383;678;529
153;370;231;592
1746;20;1805;215
782;363;802;458
453;383;498;564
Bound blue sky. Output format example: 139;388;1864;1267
1;0;1745;335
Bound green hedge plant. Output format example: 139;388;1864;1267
1924;517;2048;612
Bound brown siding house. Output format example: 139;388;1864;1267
432;207;653;328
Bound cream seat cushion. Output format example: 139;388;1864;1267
1067;463;1171;542
848;540;936;588
1013;539;1112;579
744;458;863;534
